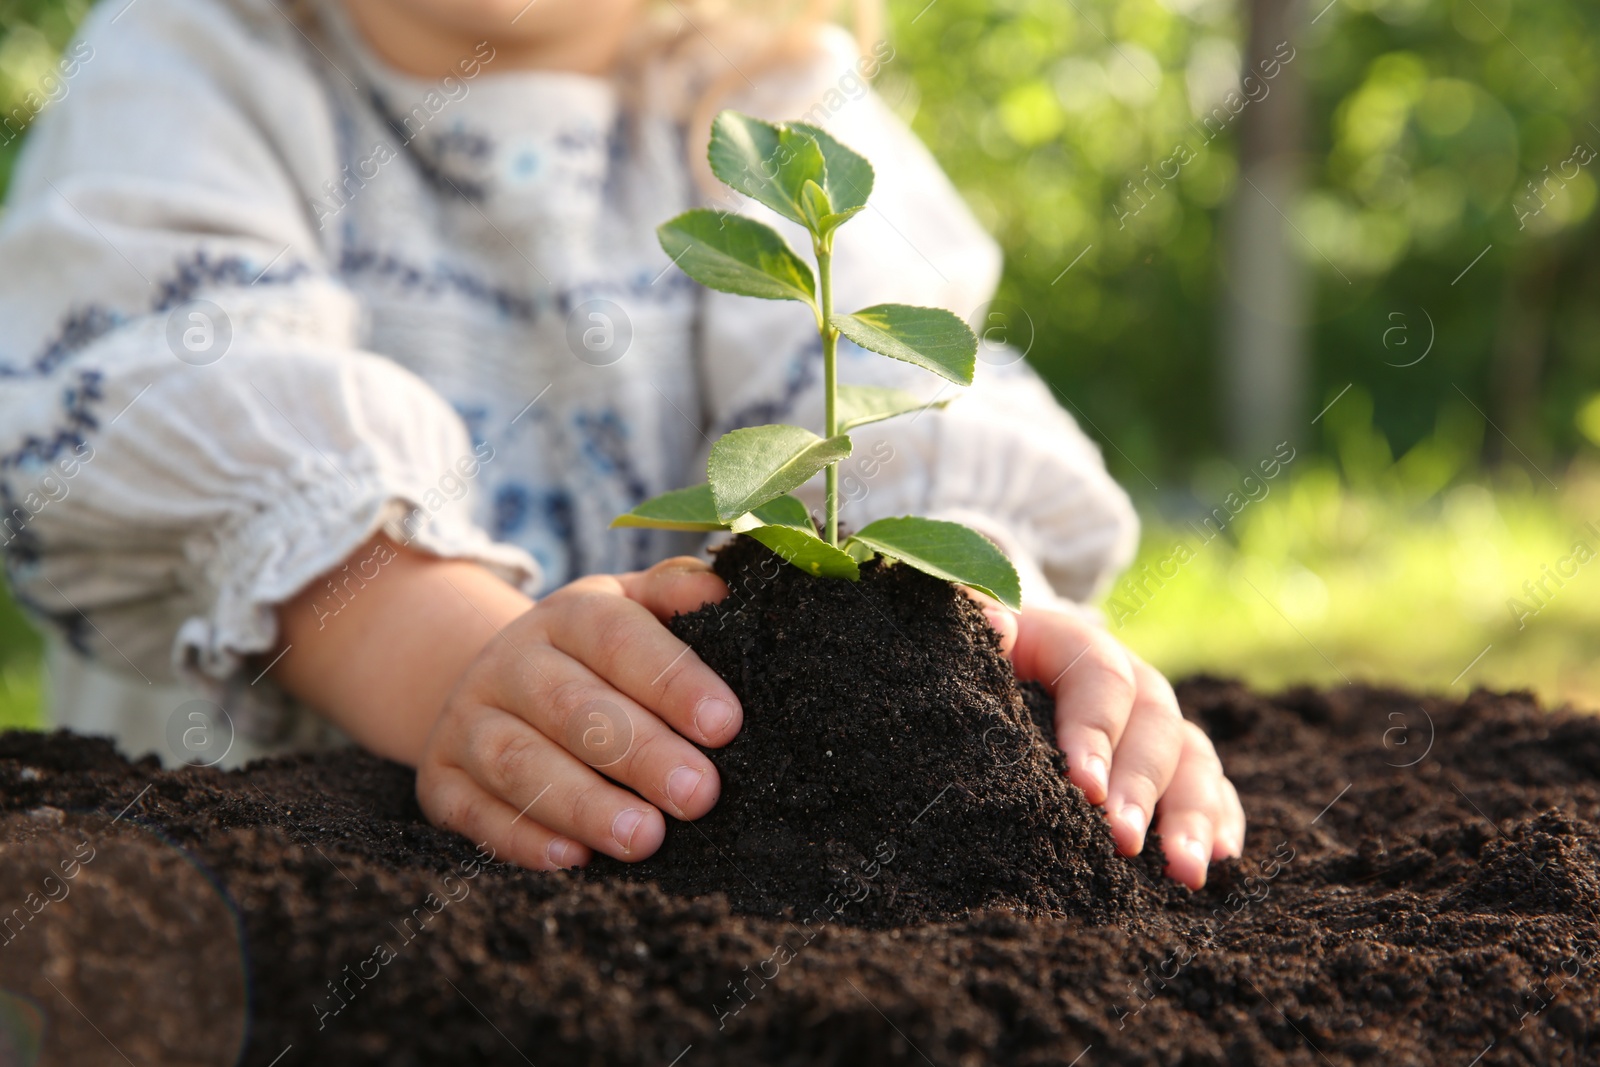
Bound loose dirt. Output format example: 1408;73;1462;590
1;538;1596;1065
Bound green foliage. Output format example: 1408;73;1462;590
656;210;816;305
0;0;92;201
742;523;862;579
708;112;829;227
830;305;977;386
609;483;726;531
884;0;1600;480
849;517;1022;609
834;384;945;430
734;493;816;532
707;425;853;522
0;662;40;731
1117;467;1600;713
788;123;876;215
617;110;1018;607
707;112;876;236
1111;393;1600;710
0;581;43;730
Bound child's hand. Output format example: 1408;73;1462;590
979;602;1245;889
414;559;743;870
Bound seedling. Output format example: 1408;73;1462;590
613;111;1021;610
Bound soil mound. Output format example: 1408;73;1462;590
595;535;1160;925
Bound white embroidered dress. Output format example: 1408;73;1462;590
0;0;1138;765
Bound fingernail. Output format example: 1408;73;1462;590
547;837;581;868
612;808;648;853
983;607;1009;634
694;697;736;741
1184;837;1209;867
1081;755;1109;800
1118;803;1148;844
666;766;705;812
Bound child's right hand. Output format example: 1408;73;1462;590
414;559;744;870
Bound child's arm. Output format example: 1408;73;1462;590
272;538;743;869
0;0;538;714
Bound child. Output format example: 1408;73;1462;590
0;0;1244;887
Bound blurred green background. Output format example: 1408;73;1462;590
3;0;1600;729
883;0;1600;710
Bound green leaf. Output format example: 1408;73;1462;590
790;122;875;214
708;425;852;522
707;112;876;239
774;134;828;225
846;516;1021;610
800;180;832;234
731;493;816;534
657;210;815;305
610;483;727;531
831;305;978;386
835;384;948;431
742;524;861;580
727;493;850;576
817;206;867;233
707;112;827;229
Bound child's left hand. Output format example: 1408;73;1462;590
979;602;1245;890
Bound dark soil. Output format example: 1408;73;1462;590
1;539;1598;1065
596;535;1165;926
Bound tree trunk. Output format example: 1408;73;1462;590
1487;245;1560;466
1220;0;1309;463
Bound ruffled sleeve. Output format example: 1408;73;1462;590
695;27;1137;610
0;0;538;694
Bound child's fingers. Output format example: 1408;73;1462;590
482;642;724;822
549;645;723;820
996;605;1245;885
1013;611;1136;804
450;703;669;862
1154;722;1230;889
417;761;592;871
532;582;742;748
1102;655;1184;857
618;556;731;620
1216;776;1247;859
1158;809;1217;891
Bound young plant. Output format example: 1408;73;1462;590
613;111;1021;611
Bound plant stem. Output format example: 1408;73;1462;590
817;241;839;547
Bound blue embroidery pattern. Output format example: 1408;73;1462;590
338;246;541;321
152;251;312;312
491;483;531;539
573;407;654;570
337;244;697;325
368;88;492;202
0;307;124;380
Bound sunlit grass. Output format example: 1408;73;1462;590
0;577;43;730
1112;452;1600;712
0;660;42;731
